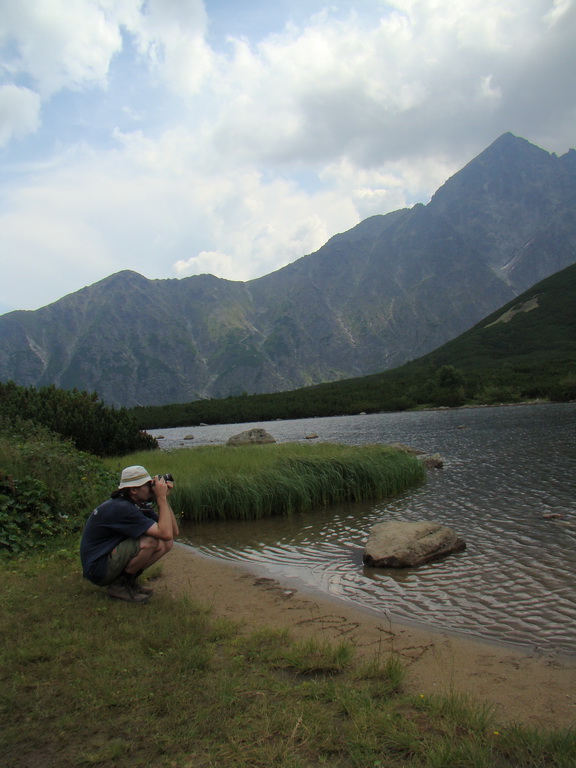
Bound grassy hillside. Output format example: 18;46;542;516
132;264;576;429
408;261;576;371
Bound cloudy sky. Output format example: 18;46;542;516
1;0;575;314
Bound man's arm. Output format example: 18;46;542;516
144;478;176;541
164;480;179;537
167;497;179;537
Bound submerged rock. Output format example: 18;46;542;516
363;521;466;568
388;443;424;455
422;453;444;469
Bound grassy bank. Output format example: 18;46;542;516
104;442;426;522
0;418;115;554
2;552;575;768
1;417;424;552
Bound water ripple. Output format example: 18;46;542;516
167;403;576;654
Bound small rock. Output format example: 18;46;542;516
305;433;319;439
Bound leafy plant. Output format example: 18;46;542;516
0;475;60;553
0;418;116;554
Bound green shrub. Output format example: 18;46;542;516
0;418;115;554
0;475;61;553
474;385;522;405
0;381;158;457
547;375;576;402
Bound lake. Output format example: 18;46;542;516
149;402;576;655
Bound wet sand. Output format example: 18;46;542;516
157;543;576;730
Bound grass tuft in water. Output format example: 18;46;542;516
105;442;426;522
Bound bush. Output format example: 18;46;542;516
0;381;158;457
547;375;576;402
0;418;115;554
475;385;522;405
0;475;61;553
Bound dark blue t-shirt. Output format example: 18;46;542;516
80;497;158;584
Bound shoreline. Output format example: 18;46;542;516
150;398;563;436
157;543;576;730
184;543;570;662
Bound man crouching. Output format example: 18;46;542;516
80;465;179;604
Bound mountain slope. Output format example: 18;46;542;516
132;262;576;429
1;133;575;407
403;260;576;372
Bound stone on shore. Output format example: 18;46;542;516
363;521;466;568
226;428;276;446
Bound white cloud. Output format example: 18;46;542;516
0;0;575;312
200;0;574;172
174;250;232;279
0;133;358;312
544;0;573;28
125;0;216;94
0;0;123;97
0;85;40;146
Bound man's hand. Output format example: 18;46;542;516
152;476;169;500
144;476;178;540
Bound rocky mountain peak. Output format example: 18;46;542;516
1;133;575;407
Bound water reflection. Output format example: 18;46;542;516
152;403;576;654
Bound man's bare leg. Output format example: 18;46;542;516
114;536;174;597
107;537;173;602
124;535;173;575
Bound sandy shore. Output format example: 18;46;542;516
157;543;576;730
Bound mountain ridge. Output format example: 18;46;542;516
1;132;575;407
132;261;576;429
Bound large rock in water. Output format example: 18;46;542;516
226;428;276;446
363;521;466;568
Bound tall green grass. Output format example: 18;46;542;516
104;443;426;522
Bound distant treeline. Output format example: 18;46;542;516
131;360;576;430
0;381;157;457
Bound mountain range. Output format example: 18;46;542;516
1;132;575;408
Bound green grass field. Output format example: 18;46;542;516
2;552;575;768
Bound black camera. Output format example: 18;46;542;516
155;473;174;483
